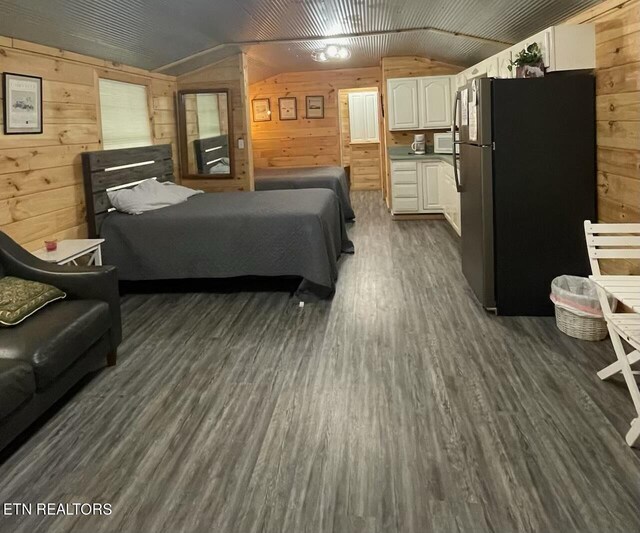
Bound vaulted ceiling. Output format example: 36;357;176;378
0;0;601;82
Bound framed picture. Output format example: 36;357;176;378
278;97;297;121
252;98;271;122
2;72;43;134
306;95;324;119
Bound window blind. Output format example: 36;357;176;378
196;94;221;138
99;79;152;150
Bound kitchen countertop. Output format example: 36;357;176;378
388;146;456;167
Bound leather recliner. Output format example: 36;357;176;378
0;231;122;452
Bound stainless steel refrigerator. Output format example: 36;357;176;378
452;75;596;316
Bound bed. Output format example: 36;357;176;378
191;140;354;220
194;135;230;175
253;166;355;221
81;145;354;300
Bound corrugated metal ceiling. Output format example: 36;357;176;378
0;0;601;81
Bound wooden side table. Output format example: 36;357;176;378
32;239;105;266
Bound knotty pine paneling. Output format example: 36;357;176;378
177;54;254;192
0;36;178;250
249;66;382;186
566;0;640;274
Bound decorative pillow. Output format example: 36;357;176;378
0;276;66;327
107;179;203;215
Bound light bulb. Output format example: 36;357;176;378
312;50;328;62
338;47;350;59
326;45;339;58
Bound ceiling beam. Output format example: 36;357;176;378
153;26;513;73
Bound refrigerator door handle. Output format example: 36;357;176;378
452;91;462;192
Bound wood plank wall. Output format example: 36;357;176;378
177;54;254;192
338;88;383;191
566;0;640;226
0;36;178;250
249;67;383;190
380;57;462;203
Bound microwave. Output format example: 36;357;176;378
433;132;457;154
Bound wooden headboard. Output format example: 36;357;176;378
194;135;229;174
81;144;176;237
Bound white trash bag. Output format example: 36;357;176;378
550;275;616;318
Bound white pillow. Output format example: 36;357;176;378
107;179;203;215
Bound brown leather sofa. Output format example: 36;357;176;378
0;231;121;452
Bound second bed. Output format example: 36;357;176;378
254;166;355;220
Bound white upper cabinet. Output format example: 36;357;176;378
348;91;380;143
517;25;595;72
524;30;552;68
387;76;453;131
547;25;596;72
454;24;595;89
419;77;452;129
387;78;420;130
497;50;513;79
486;57;500;78
466;62;487;80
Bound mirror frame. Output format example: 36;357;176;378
176;88;234;180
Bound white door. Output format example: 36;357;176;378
421;162;440;209
419;77;451;129
387;78;419;130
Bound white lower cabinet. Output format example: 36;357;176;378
390;160;419;213
391;160;440;214
391;160;460;234
420;161;440;210
390;159;460;236
437;162;461;236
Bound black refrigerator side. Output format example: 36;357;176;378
491;75;597;316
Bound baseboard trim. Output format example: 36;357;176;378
391;213;446;221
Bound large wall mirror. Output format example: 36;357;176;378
177;89;233;179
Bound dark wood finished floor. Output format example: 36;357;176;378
1;192;639;533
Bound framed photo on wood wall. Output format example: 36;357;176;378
278;97;297;120
252;98;271;122
306;95;324;119
2;72;43;134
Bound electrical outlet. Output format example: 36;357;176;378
238;138;245;149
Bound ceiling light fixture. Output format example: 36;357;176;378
312;45;351;62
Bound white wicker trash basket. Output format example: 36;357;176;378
553;305;608;341
550;275;613;342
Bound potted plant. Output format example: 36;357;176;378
508;43;545;78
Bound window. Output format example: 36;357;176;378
348;90;379;143
99;79;152;150
196;93;221;138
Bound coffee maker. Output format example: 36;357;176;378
411;133;426;155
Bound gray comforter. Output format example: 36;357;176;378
101;189;354;300
254;166;355;220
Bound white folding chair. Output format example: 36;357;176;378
584;221;640;447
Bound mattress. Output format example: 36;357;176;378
254;166;355;220
100;189;354;300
